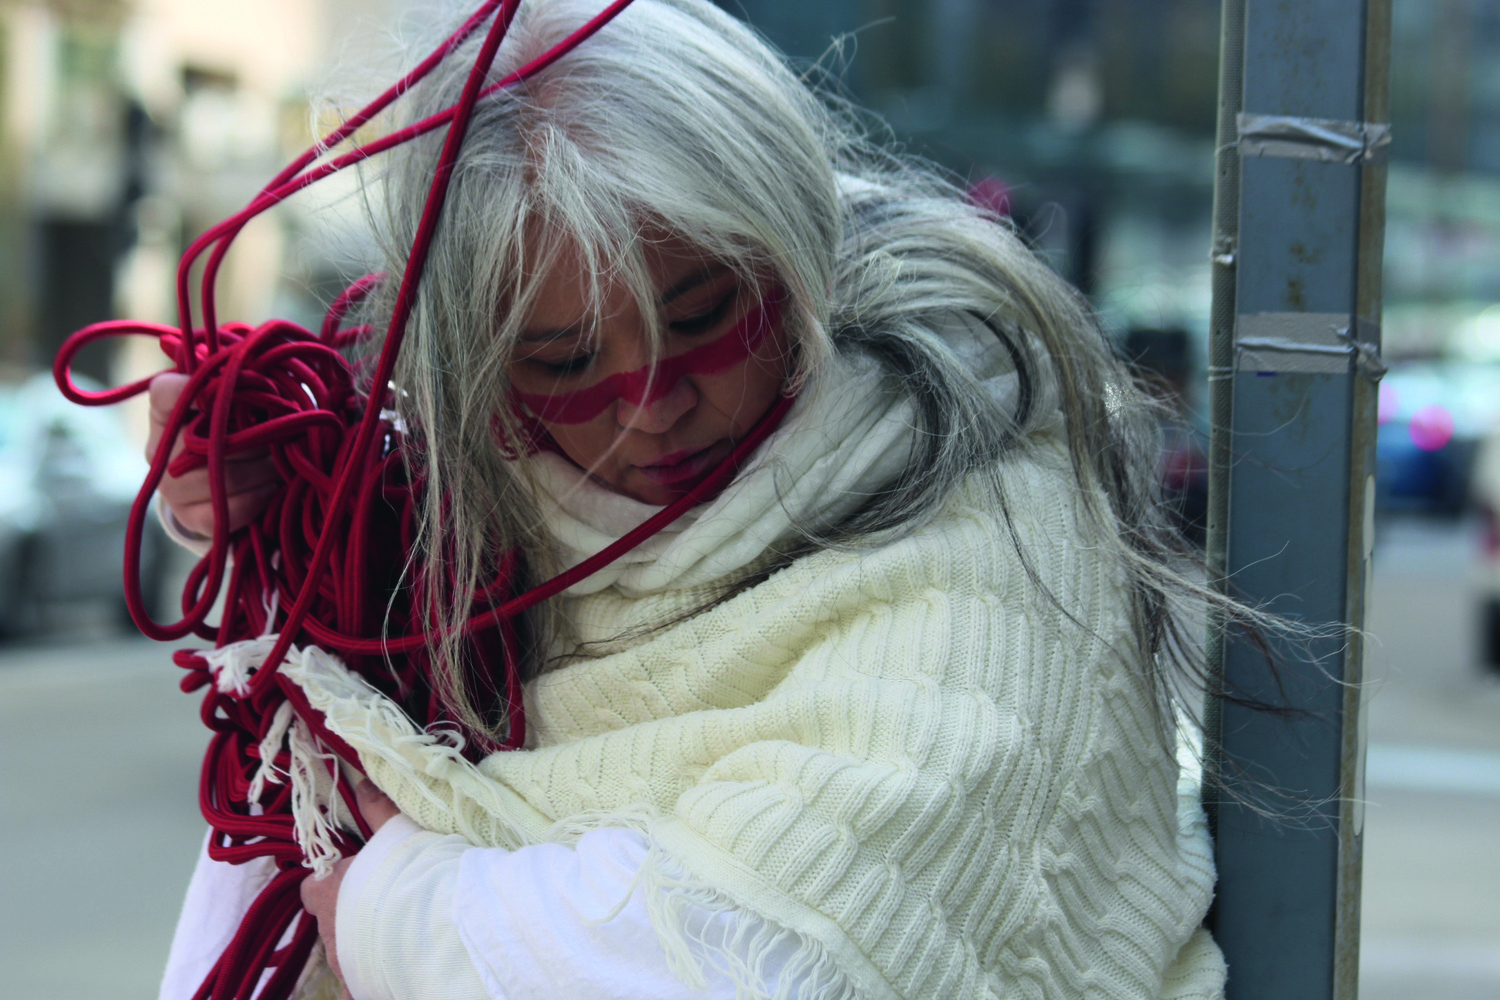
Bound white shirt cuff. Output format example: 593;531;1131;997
335;816;493;1000
156;493;212;556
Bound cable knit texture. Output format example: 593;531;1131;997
283;426;1226;1000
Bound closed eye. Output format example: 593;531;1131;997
535;352;596;377
667;287;738;336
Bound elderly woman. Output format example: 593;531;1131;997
150;1;1224;997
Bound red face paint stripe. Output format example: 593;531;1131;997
512;290;784;424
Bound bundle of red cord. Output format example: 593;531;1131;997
52;2;793;996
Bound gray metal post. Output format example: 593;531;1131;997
1204;2;1391;1000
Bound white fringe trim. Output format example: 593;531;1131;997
545;810;865;1000
636;841;863;1000
246;700;294;803
287;713;349;878
281;643;543;852
204;638;279;697
202;638;354;877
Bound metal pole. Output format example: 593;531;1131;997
1204;2;1391;999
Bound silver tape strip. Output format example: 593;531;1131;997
1237;113;1392;165
1235;313;1385;378
1211;235;1237;268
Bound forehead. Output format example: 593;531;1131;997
523;229;718;332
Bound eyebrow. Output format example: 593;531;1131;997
661;264;732;304
518;265;734;343
518;323;585;345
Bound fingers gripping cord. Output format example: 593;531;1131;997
52;3;790;997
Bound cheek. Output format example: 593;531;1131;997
696;371;774;428
706;330;792;424
539;416;620;471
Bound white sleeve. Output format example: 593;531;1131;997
159;831;279;1000
335;815;491;1000
336;823;795;1000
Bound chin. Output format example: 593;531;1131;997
621;477;699;507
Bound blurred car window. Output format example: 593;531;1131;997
0;374;166;637
1377;360;1500;517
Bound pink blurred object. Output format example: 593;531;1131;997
968;176;1012;218
1409;404;1455;452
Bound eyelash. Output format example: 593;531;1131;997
538;353;597;376
535;289;737;376
667;287;737;334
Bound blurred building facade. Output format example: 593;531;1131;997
0;0;378;416
1384;0;1500;362
734;0;1223;338
735;0;1500;363
0;0;1498;385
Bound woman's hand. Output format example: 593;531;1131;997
300;780;403;1000
148;373;282;537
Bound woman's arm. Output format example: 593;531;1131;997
308;785;794;1000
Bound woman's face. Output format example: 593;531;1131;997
506;235;791;506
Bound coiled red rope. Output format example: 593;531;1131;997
52;3;793;996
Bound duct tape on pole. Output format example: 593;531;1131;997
1204;3;1390;1000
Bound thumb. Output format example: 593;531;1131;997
146;372;191;459
354;779;401;834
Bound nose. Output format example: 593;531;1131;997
615;374;698;434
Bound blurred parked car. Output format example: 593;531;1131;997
0;374;167;637
1376;360;1500;516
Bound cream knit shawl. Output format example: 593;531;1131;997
270;329;1226;999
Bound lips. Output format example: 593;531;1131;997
636;443;723;485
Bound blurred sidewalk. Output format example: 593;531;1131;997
0;516;1495;999
1361;515;1500;1000
0;635;207;1000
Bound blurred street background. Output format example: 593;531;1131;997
0;0;1496;997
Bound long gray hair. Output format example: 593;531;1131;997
353;0;1206;741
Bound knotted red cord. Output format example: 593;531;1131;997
51;2;795;997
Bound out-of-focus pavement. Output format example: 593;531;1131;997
1360;517;1500;1000
0;633;206;999
1;518;1497;999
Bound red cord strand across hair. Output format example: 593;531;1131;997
51;3;794;997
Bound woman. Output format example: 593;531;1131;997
151;0;1224;997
